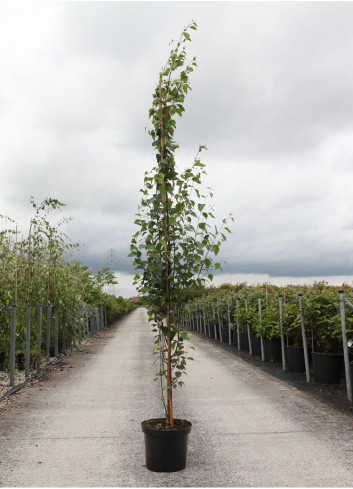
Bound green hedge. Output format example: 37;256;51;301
185;282;353;354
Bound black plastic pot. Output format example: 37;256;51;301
0;351;5;370
264;339;282;363
209;324;216;339
141;418;192;472
220;328;229;343
312;352;344;384
49;339;65;356
251;335;262;356
231;330;238;347
16;353;25;370
286;346;305;373
239;332;249;351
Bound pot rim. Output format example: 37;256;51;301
311;351;343;356
141;418;192;435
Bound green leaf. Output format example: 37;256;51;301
205;258;211;268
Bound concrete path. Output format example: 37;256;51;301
0;307;353;487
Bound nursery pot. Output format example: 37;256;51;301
231;330;238;347
16;353;25;370
220;328;229;343
264;339;282;363
141;418;192;472
286;346;305;373
312;352;344;384
251;335;262;356
0;351;5;370
239;332;249;351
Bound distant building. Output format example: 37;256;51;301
129;296;140;303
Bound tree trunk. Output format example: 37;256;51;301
159;77;174;427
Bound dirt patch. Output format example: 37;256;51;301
141;418;192;431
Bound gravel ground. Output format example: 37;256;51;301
0;371;27;398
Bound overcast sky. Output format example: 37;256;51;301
1;1;353;297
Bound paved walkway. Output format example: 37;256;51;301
0;307;353;487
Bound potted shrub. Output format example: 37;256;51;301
205;299;216;339
305;283;344;383
256;295;282;363
217;284;239;346
282;291;307;373
249;293;263;356
130;22;232;472
214;293;231;344
236;297;251;352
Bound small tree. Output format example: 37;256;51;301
130;22;232;427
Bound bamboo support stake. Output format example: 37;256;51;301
245;297;252;355
14;226;18;305
159;77;173;427
227;299;232;346
236;298;241;351
10;305;17;387
26;221;33;303
338;291;352;402
279;296;286;371
37;304;43;374
203;305;208;336
25;304;31;377
298;294;310;383
217;301;222;343
257;297;265;361
46;303;52;362
54;306;59;357
212;304;218;340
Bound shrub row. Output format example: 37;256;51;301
183;282;353;355
0;197;136;376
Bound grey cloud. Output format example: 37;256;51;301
175;2;353;161
2;1;353;293
218;259;353;279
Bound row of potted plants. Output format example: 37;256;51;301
0;196;137;376
0;296;136;376
182;281;353;385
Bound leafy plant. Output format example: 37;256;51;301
281;294;302;347
0;197;134;372
185;282;353;356
130;22;232;427
304;282;345;353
